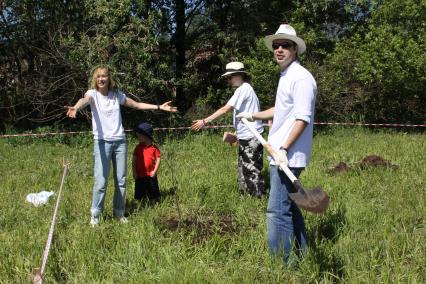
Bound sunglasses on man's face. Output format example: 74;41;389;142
272;41;294;50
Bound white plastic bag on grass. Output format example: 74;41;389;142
26;191;55;206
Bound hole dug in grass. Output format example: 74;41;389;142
157;213;256;244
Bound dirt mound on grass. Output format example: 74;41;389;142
329;154;399;175
158;214;256;244
359;154;399;170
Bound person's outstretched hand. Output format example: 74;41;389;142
160;101;178;112
65;106;77;118
191;120;205;131
236;112;254;122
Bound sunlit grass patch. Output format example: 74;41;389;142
0;128;425;282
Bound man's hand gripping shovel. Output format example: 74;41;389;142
241;118;330;214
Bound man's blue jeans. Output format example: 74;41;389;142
91;139;127;218
267;165;307;264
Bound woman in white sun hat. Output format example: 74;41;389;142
237;24;317;264
191;61;266;198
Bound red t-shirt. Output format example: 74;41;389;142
133;143;161;177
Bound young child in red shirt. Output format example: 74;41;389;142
132;122;161;202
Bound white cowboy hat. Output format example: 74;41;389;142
221;62;248;77
264;24;306;54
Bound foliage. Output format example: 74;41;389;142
190;0;384;120
0;0;174;130
0;128;425;282
289;0;382;61
242;39;280;109
1;0;425;131
317;0;426;123
0;0;87;128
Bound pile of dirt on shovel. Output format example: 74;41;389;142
329;154;399;175
157;214;256;244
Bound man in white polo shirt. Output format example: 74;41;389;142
237;24;317;264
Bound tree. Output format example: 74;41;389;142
0;0;173;129
0;0;86;128
1;0;424;130
317;0;426;123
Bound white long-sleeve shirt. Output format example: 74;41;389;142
268;61;317;167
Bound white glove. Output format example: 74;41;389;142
274;148;288;167
236;112;254;122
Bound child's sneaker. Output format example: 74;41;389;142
90;216;99;227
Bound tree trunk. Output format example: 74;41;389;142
174;0;187;111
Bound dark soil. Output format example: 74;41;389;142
329;154;399;175
328;162;351;175
359;154;399;170
157;214;256;244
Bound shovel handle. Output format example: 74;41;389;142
241;118;267;144
241;118;298;183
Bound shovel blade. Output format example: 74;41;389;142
288;187;330;214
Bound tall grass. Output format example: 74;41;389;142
0;127;425;283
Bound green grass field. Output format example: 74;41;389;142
0;127;425;283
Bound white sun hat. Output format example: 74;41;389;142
264;24;306;54
221;61;248;77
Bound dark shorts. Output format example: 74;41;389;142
134;177;160;200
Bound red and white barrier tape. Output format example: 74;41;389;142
0;125;233;138
1;122;425;139
314;122;426;127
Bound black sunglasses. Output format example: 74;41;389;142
272;42;294;50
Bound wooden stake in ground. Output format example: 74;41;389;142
241;118;329;214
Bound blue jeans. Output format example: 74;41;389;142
267;165;307;264
91;139;127;218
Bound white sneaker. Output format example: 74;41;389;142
116;217;128;224
90;217;99;227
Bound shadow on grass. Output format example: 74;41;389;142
308;204;347;279
161;186;180;199
125;186;179;216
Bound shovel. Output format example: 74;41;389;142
241;118;329;214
